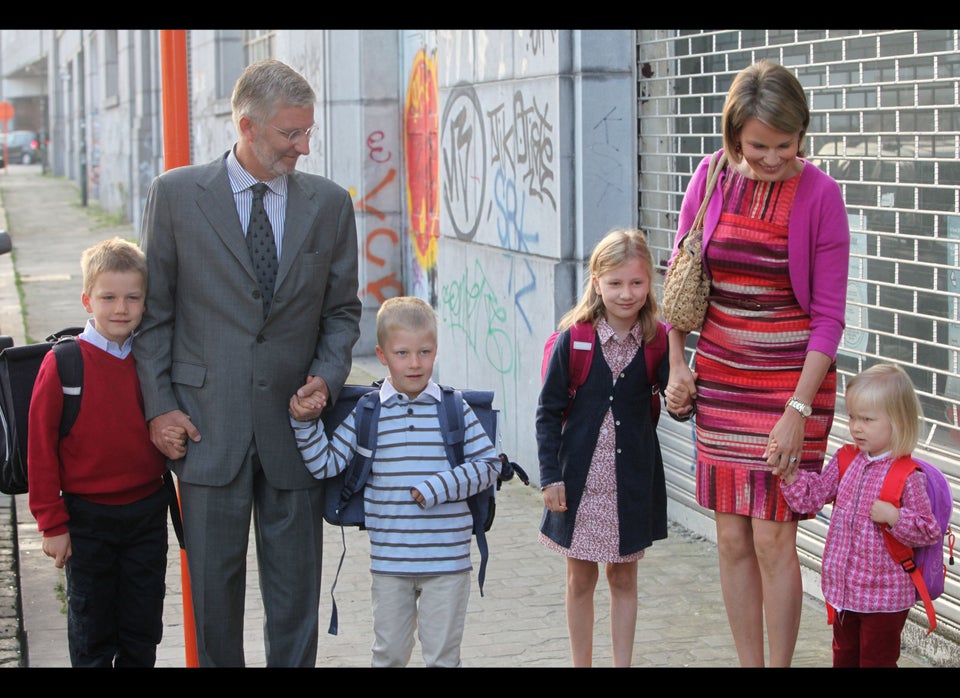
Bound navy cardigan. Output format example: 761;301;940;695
536;327;671;556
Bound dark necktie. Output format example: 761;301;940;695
246;182;278;318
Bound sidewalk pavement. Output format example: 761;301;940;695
0;165;938;669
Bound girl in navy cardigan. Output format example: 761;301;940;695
537;228;680;667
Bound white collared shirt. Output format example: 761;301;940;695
79;318;133;359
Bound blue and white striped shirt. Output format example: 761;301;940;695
292;379;501;577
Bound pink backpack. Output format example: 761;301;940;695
835;443;955;633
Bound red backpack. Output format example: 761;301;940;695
541;320;666;425
834;443;955;633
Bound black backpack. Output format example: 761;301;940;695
320;382;528;635
0;328;84;495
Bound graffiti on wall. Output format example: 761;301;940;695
440;258;513;377
441;84;557;241
488;92;555;211
439;78;558;365
352;138;403;304
524;29;557;56
404;48;441;297
441;83;486;241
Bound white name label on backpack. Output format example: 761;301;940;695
572;341;593;351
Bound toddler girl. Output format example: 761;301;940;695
778;363;940;667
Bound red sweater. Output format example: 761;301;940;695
27;340;167;537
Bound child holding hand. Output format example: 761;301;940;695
290;296;500;667
537;228;677;667
778;363;941;667
28;237;180;667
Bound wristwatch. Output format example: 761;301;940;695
786;396;812;418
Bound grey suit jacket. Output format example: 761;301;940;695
135;152;362;489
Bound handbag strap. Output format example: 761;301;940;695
691;150;728;231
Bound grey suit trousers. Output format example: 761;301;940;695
179;441;325;667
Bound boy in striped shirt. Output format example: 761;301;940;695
290;296;500;667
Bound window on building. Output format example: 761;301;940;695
243;30;275;65
105;30;118;104
216;30;244;100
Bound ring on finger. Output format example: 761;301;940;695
789;456;797;463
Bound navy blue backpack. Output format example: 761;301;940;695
320;382;528;635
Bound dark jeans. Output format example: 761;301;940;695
63;484;169;667
832;608;910;668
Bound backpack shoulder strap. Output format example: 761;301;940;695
437;384;490;596
567;321;595;394
341;391;381;502
644;323;667;425
327;386;381;636
878;456;919;507
437;385;465;467
879;456;937;631
557;321;595;423
835;443;859;479
51;336;83;438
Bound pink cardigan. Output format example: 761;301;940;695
670;150;851;360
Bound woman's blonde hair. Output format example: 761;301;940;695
722;59;810;163
558;228;659;345
844;363;923;458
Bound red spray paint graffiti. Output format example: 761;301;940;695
403;48;440;271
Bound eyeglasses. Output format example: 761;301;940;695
271;124;318;144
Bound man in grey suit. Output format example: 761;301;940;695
135;59;361;667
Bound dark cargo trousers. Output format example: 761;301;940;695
63;485;169;667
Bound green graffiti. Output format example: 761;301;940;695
440;260;514;377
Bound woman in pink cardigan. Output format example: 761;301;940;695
664;60;850;667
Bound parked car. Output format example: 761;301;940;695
2;131;41;165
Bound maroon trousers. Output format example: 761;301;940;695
832;608;910;667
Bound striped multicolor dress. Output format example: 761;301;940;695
693;167;837;522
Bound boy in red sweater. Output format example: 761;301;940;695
28;237;184;667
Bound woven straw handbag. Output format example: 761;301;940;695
662;151;726;332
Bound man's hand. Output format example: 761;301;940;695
149;410;201;460
292;375;330;421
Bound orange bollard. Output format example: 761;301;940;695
176;481;198;667
179;544;198;666
159;28;198;668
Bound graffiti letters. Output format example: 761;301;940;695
365;227;403;303
524;30;558;56
440;84;486;240
354;167;397;221
488;92;556;211
492;168;539;253
440;260;513;376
